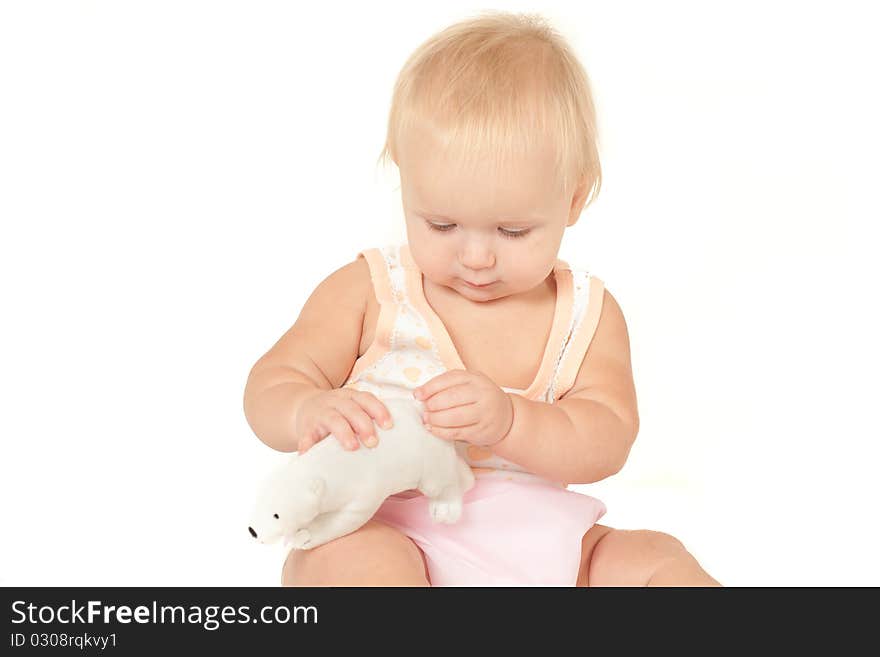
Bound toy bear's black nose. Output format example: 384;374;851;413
248;526;257;539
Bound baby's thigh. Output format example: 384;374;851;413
281;519;430;587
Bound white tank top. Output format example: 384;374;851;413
342;243;605;490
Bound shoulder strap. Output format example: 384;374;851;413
347;247;405;382
357;246;397;306
550;273;605;401
381;244;410;304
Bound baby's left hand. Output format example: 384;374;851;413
413;369;513;447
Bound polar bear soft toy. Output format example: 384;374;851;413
248;396;475;551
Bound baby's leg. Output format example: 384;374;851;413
576;524;721;587
282;519;430;587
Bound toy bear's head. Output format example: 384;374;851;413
248;455;324;544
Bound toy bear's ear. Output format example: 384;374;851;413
307;476;325;499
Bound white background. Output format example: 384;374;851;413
1;0;877;587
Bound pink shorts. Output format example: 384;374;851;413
372;478;606;586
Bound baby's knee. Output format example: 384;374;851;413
603;530;691;574
588;529;687;583
280;520;428;587
281;528;364;586
623;530;719;586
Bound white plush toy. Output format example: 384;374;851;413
248;396;475;550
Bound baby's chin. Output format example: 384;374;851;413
451;274;556;304
452;278;511;302
425;273;512;302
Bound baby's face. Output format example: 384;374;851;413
398;122;583;302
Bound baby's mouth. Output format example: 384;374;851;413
463;279;497;289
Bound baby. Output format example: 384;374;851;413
243;11;720;586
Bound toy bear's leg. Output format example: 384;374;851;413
419;447;473;524
426;484;465;524
425;461;473;524
292;504;380;551
417;452;459;498
424;459;475;523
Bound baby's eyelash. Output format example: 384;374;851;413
426;221;456;232
425;221;530;239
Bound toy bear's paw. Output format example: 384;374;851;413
291;529;313;550
429;499;462;524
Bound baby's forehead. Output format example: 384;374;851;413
400;158;564;219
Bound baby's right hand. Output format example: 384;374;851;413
295;389;394;454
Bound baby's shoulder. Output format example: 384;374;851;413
303;255;373;320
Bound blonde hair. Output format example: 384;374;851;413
377;10;601;207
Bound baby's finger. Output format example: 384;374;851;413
424;404;478;430
421;423;461;441
420;383;475;412
338;399;379;448
354;391;394;430
324;412;359;451
414;369;469;401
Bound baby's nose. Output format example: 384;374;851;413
248;526;258;539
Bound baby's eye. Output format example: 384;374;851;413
426;220;456;232
425;220;530;239
273;513;279;519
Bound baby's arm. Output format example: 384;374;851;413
243;258;370;452
492;289;639;484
